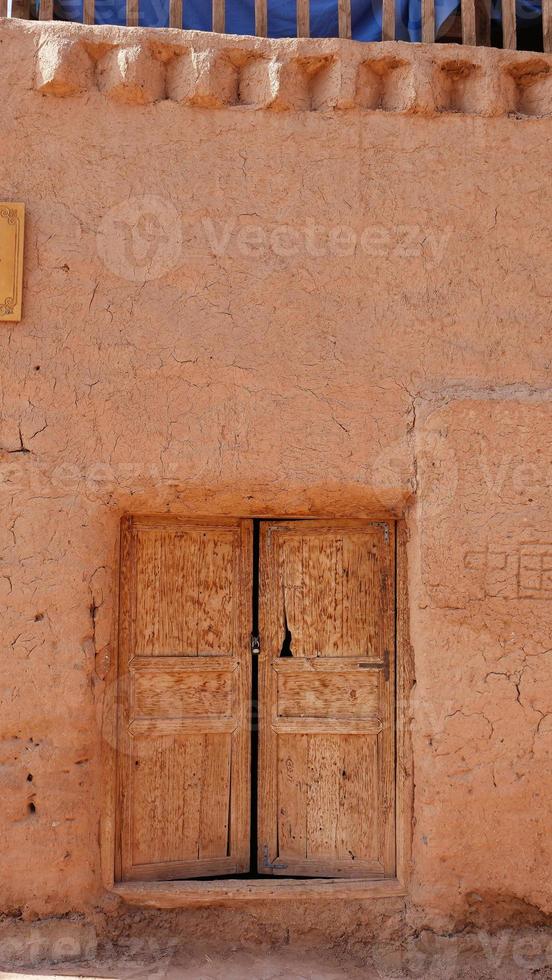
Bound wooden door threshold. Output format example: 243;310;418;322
113;878;406;908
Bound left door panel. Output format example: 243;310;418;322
115;516;253;882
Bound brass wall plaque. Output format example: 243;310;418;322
0;204;25;322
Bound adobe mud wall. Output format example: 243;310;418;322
0;16;551;946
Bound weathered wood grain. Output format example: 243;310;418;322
297;0;310;36
306;735;341;860
544;0;552;51
338;0;351;37
462;0;477;44
396;522;414;890
126;0;138;26
255;0;267;35
337;735;380;862
277;733;308;858
133;527;235;656
83;0;95;23
100;520;125;890
115;516;252;882
272;718;383;735
169;0;182;28
132;667;233;718
501;0;516;49
230;520;253;871
124;856;236;881
115;877;407;905
275;523;388;658
38;0;53;19
212;0;224;32
277;668;379;719
129;718;236;736
422;0;435;41
259;520;396;879
382;0;395;39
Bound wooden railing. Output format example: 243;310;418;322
1;0;551;52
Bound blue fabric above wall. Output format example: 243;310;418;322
53;0;543;42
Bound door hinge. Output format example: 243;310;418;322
373;520;390;544
251;633;261;656
262;844;287;870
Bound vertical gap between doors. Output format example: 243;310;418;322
249;518;260;875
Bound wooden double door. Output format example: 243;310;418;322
115;517;396;882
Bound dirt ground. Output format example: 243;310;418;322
4;936;552;980
1;949;371;980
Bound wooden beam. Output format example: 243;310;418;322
382;0;395;39
126;0;138;25
83;0;95;23
12;0;31;15
212;0;224;32
544;0;552;51
382;0;394;39
38;0;53;19
476;0;491;45
422;0;435;41
0;0;7;16
462;0;477;44
501;0;516;48
169;0;182;28
338;0;351;38
297;0;309;37
255;0;267;36
114;878;407;908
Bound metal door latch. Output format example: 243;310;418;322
251;634;261;656
357;648;390;680
262;844;287;870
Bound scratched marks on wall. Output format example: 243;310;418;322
464;542;552;600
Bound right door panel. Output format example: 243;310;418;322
258;520;396;878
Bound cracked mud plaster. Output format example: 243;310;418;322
0;17;552;937
411;400;552;925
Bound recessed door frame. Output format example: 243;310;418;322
101;514;414;905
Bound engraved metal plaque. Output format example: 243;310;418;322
0;204;25;322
